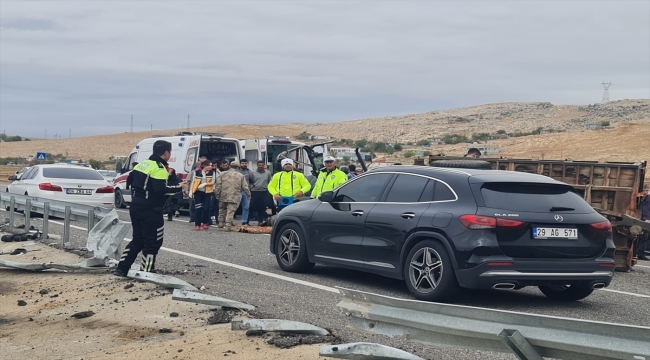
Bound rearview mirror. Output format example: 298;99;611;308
318;191;334;202
116;162;123;173
8;175;17;181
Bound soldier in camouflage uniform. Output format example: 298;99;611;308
214;160;251;230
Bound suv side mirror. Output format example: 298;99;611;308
318;191;334;202
116;162;123;173
8;175;17;181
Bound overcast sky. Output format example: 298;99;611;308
1;0;648;138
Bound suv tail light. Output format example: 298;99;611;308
39;183;62;192
96;186;114;194
460;215;497;229
460;215;525;229
590;220;612;231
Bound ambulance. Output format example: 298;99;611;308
113;132;242;209
239;136;330;177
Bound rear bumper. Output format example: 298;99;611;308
455;259;615;289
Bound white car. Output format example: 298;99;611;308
6;164;115;209
97;170;118;183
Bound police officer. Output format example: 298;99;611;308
114;140;187;276
268;158;311;212
310;156;348;199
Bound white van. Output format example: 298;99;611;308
239;136;330;176
113;132;241;209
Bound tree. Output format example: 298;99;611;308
295;131;311;141
341;156;351;165
601;121;610;127
88;159;103;169
404;151;415;158
393;143;403;151
354;139;367;148
497;129;507;134
416;139;430;146
471;133;490;142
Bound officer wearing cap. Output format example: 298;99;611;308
310;156;348;199
114;140;187;276
268;158;311;212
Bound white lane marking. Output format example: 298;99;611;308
4;209;648;297
6;212;339;294
600;288;650;298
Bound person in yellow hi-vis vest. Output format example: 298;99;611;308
268;158;311;212
310;156;348;199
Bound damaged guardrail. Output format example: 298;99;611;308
0;192;112;244
335;287;650;360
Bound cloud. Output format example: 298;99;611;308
0;0;648;137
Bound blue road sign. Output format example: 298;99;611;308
36;152;47;161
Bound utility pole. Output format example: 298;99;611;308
44;129;47;139
187;114;190;130
601;81;612;103
130;115;134;132
69;128;71;138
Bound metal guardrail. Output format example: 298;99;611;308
0;192;112;243
335;287;650;360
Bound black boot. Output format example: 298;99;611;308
141;254;157;272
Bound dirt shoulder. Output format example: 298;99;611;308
0;240;324;360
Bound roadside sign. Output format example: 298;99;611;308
36;152;47;161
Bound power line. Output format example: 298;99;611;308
601;81;612;103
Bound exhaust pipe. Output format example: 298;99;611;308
592;282;606;289
492;283;516;290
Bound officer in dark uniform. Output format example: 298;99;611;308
114;140;187;276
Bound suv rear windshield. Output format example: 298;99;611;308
480;182;594;213
43;168;105;181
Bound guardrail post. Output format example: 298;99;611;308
25;198;32;230
63;206;71;245
9;196;15;230
87;209;95;233
499;329;543;360
43;202;50;240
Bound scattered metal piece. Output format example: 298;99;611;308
172;289;255;311
0;259;48;271
86;209;130;263
319;343;426;360
127;270;198;290
231;319;329;336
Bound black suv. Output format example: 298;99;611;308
270;165;615;302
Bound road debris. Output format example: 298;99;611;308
319;342;426;360
172;288;255;311
71;311;95;319
231;319;330;336
127;270;198;290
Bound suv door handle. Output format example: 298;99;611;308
401;212;416;219
352;210;364;216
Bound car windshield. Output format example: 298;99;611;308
42;167;105;181
480;182;594;213
99;170;117;176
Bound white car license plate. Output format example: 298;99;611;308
67;189;92;195
533;227;578;239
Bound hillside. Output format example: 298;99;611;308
0;99;648;163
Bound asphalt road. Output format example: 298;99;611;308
2;193;650;359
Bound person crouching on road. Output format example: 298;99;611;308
191;160;216;231
114;140;187;276
310;156;347;199
268;158;311;212
214;160;251;231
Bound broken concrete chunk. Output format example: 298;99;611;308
172;289;255;311
71;311;95;319
231;319;329;336
319;342;426;360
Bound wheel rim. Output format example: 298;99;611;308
278;229;300;266
408;247;443;294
